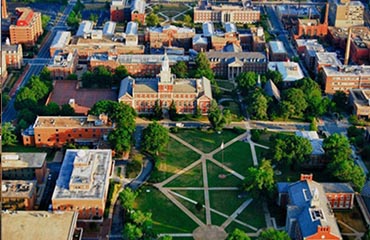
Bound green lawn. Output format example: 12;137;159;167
213;141;254;176
134;186;198;233
207;160;243;188
216;80;235;90
175;129;240;153
3;144;56;161
255;146;268;162
209;190;245;216
254;131;294;147
225;222;255;234
236;199;266;230
164;163;203;187
172;190;206;224
211;212;227;226
149;138;200;183
274;164;336;182
157;3;189;13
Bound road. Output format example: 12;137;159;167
2;2;75;123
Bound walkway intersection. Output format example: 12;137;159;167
154;129;274;239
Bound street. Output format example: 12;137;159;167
2;2;75;123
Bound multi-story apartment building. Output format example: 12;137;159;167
118;54;212;114
314;52;342;74
2;40;23;69
2;180;37;210
206;51;267;80
322;65;370;94
22;115;114;148
52;149;113;220
194;1;260;23
9;8;43;45
2;152;47;184
268;41;288;61
329;0;364;28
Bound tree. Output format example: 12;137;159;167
248;91;268;120
130;210;153;229
60;104;76;116
323;133;352;161
119;188;138;211
237;71;257;93
270;134;312;167
110;102;137;129
159;236;173;240
332;90;348;112
123;223;143;240
17;108;37;125
43;102;60;116
169;100;178;120
171;61;188;78
142;122;169;155
2;93;10;108
208;100;231;132
67;73;78;80
109;128;133;155
183;14;193;27
114;65;129;84
89;100;116;116
14;87;37;110
258;228;291;240
154;100;163;120
227;228;251;240
89;13;98;22
309;118;318;131
265;70;283;87
278;100;295;120
146;13;160;27
41;14;51;29
194;52;215;82
281;88;307;118
243;160;275;196
2;122;18;146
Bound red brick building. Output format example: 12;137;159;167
118;54;212;114
2;152;47;184
22;115;114;148
9;8;43;45
322;65;370;94
145;25;195;50
52;149;113;220
47;50;78;80
2;180;37;210
110;0;125;22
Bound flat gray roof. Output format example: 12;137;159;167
2;152;47;169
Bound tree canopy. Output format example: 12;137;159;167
2;122;18;146
171;61;188;78
208;100;232;132
237;71;258;93
146;13;160;27
243;159;275;197
142;121;169;155
227;228;251;240
248;90;269;120
194;52;215;82
119;188;138;211
258;228;291;240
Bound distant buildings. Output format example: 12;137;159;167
2;152;47;184
110;0;145;24
322;65;370;94
2;211;82;240
278;174;355;240
118;54;213;114
207;51;267;80
193;1;260;24
22;115;114;148
349;89;370;118
52;149;113;220
2;180;37;210
268;41;287;61
9;8;43;45
329;0;364;28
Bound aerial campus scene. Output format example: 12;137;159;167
3;0;370;239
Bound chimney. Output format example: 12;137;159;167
324;2;329;25
344;27;352;65
317;226;331;234
300;173;313;181
1;0;8;19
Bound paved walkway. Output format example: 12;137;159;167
152;128;272;238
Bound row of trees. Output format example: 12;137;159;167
228;228;290;240
323;134;366;191
81;65;128;88
239;73;333;121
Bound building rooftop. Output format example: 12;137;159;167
206;51;267;63
113;54;189;64
269;41;287;54
203;22;214;37
295;39;320;49
349;89;370;108
126;21;138;35
322;183;354;193
2;180;37;199
286;179;342;239
111;0;124;6
2;211;78;240
52;149;112;200
329;26;370;41
224;22;237;33
76;21;93;37
14;8;35;26
315;52;342;66
2;42;21;52
2;152;47;169
193;34;208;45
296;131;324;155
268;62;304;82
103;21;116;36
131;0;145;13
48;51;75;68
50;31;71;51
276;5;320;18
323;65;370;76
33;116;113;129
